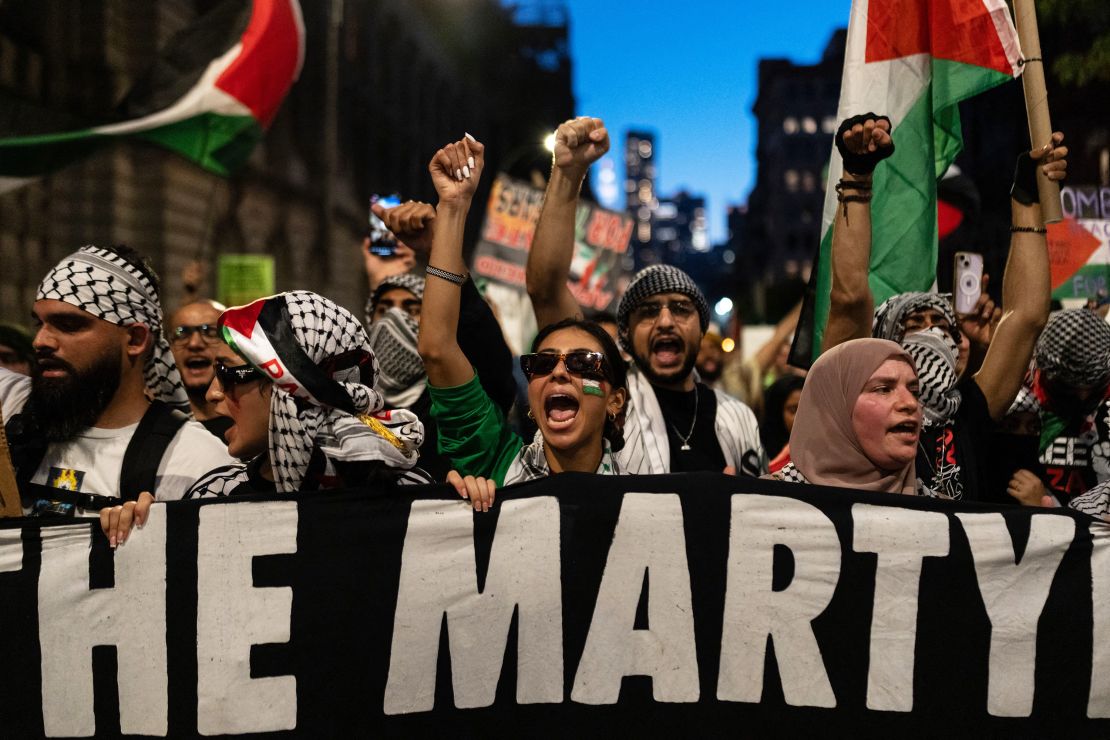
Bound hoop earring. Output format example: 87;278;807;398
607;411;616;421
527;409;535;421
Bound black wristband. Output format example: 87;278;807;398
426;265;468;285
1011;151;1039;206
835;113;895;175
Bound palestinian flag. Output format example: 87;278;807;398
792;0;1023;364
0;0;304;193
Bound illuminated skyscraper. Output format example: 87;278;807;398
624;130;657;257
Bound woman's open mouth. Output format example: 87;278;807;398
888;420;919;441
544;393;580;430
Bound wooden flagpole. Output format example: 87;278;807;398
0;406;24;517
1012;0;1063;223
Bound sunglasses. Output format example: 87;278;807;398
171;324;221;345
631;299;697;324
215;360;266;400
520;351;610;382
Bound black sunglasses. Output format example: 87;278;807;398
171;324;221;344
215;360;266;398
520;351;610;382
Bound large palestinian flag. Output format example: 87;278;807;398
793;0;1023;364
0;0;304;193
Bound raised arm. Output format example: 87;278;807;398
821;114;894;352
754;300;803;375
526;116;609;329
417;135;486;389
973;133;1067;420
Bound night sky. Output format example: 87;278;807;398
555;0;852;243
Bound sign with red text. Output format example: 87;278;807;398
472;174;633;318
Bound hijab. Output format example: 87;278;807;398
789;338;919;495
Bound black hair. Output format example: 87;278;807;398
760;374;806;459
530;317;628;452
102;243;162;294
587;309;618;326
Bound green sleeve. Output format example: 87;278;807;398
428;373;522;486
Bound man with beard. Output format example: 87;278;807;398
526;116;764;476
1;244;233;516
168;299;233;439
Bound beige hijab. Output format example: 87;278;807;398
790;338;919;495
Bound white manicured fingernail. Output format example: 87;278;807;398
465;132;476;143
455;168;463;180
468;156;475;169
463;165;471;178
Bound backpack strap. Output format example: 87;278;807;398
4;412;48;488
118;401;189;502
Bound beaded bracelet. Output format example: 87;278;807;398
1010;225;1048;234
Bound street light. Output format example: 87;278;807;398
543;132;557;153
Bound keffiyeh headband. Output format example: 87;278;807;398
36;245;190;412
873;292;960;346
901;327;962;426
219;290;423;492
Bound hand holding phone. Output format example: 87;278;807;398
368;194;402;257
953;252;984;315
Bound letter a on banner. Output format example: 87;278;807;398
718;494;839;707
572;493;700;704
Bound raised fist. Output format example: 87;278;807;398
429;133;485;208
552;116;609;176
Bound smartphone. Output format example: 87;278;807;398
953;251;984;315
368;194;402;257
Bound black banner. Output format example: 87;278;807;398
3;473;1109;737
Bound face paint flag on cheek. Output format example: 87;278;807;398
582;378;605;397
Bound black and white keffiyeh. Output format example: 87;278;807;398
36;245;190;412
770;462;942;498
217;290;424;493
901;327;962;426
1035;309;1110;388
873;292;960;346
504;430;620;485
367;307;426;408
615;264;710;347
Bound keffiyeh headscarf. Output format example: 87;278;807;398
220;290;424;492
36;245;190;412
1033;309;1110;452
873;292;960;346
901;327;962;426
1035;309;1110;389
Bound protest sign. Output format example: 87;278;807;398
1049;186;1110;301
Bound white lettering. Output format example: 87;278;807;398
384;498;563;714
956;512;1074;717
852;504;949;712
197;502;297;735
571;493;699;704
1090;521;1110;717
39;510;168;737
0;529;23;572
718;494;838;707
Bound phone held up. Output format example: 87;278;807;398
367;194;402;257
953;251;983;315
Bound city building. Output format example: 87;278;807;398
0;0;574;322
743;29;846;290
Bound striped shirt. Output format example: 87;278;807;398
616;365;766;476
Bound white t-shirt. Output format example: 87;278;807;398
0;368;234;514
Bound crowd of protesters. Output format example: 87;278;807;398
1;109;1102;545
